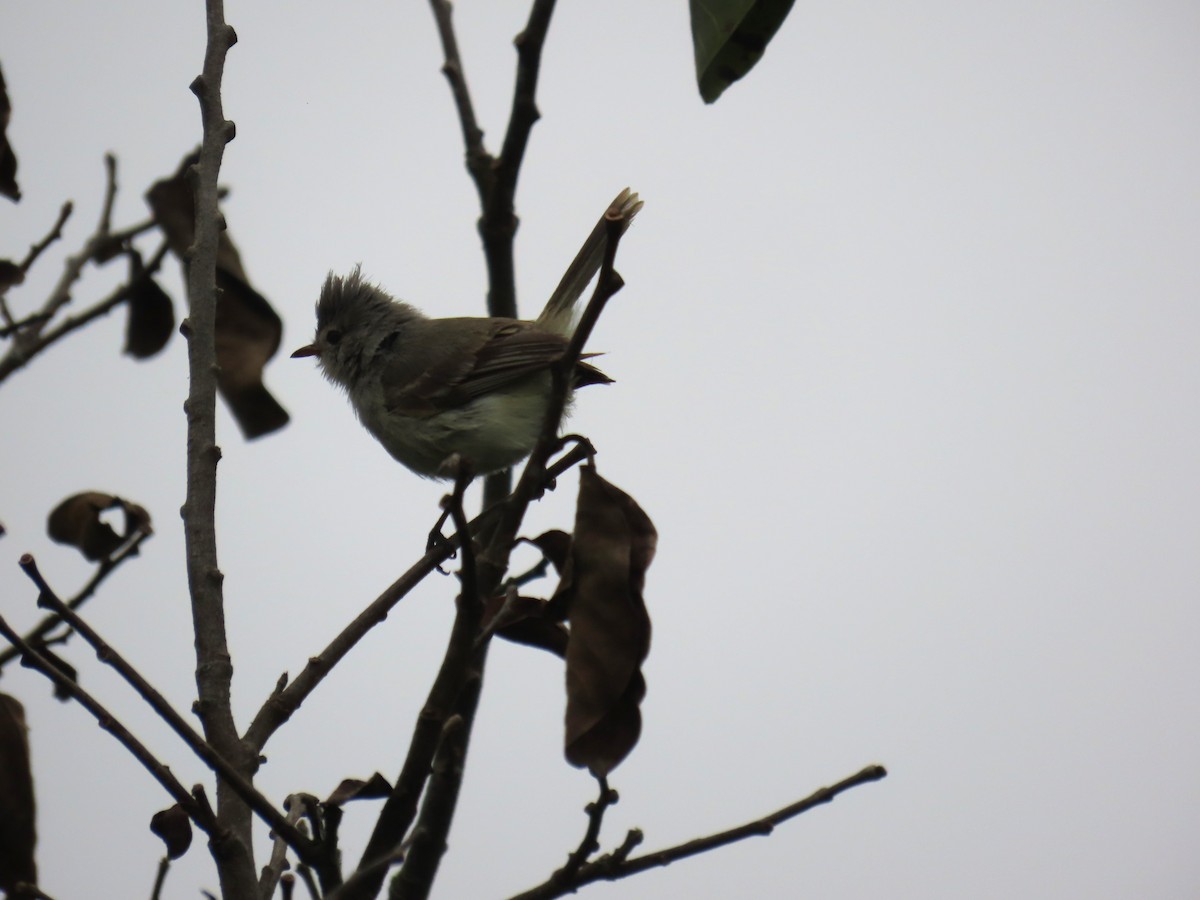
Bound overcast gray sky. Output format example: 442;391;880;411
2;2;1198;898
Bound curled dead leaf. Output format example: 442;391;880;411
324;772;392;807
46;492;152;562
482;592;569;658
561;466;655;777
0;694;36;892
149;804;192;860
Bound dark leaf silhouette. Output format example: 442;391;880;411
0;260;21;293
46;491;152;562
123;263;175;359
0;65;18;202
325;772;392;807
149;804;192;860
528;529;572;574
482;592;569;658
0;694;36;893
146;152;289;438
689;0;797;103
561;466;655;776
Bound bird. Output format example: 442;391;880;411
292;189;642;478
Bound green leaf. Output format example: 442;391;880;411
689;0;797;103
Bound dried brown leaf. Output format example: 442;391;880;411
482;593;569;658
146;153;289;438
0;695;36;892
325;772;392;807
562;466;655;777
149;804;192;860
124;271;175;359
46;491;152;562
0;65;19;202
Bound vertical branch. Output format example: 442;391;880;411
426;0;560;321
184;1;258;896
481;0;559;321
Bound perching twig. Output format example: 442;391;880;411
0;200;73;332
16;554;318;864
507;765;889;900
242;441;593;755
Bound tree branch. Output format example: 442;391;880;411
242;443;593;754
16;554;318;864
0;609;234;848
337;474;482;900
427;0;490;202
0;529;151;674
508;765;889;900
0;241;169;384
183;2;258;896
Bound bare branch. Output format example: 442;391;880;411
496;0;557;206
184;2;259;895
0;241;169;384
0;608;234;846
508;765;889;900
258;795;306;899
23;202;76;274
427;0;490;198
16;554;318;862
149;857;170;900
342;474;484;900
0;529;152;673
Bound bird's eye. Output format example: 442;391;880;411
326;329;343;345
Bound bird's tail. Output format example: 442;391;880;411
535;188;643;336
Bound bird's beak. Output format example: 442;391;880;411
291;344;319;359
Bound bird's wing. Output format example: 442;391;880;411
381;318;609;416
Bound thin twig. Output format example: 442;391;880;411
0;311;51;338
496;0;558;208
0;240;169;384
259;794;306;899
39;159;119;327
0;199;72;342
17;555;318;862
98;153;118;235
21;202;76;274
0;529;151;673
427;0;490;198
0;610;231;844
507;765;889;900
150;857;170;900
552;776;616;887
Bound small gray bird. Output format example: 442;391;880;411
293;189;642;478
